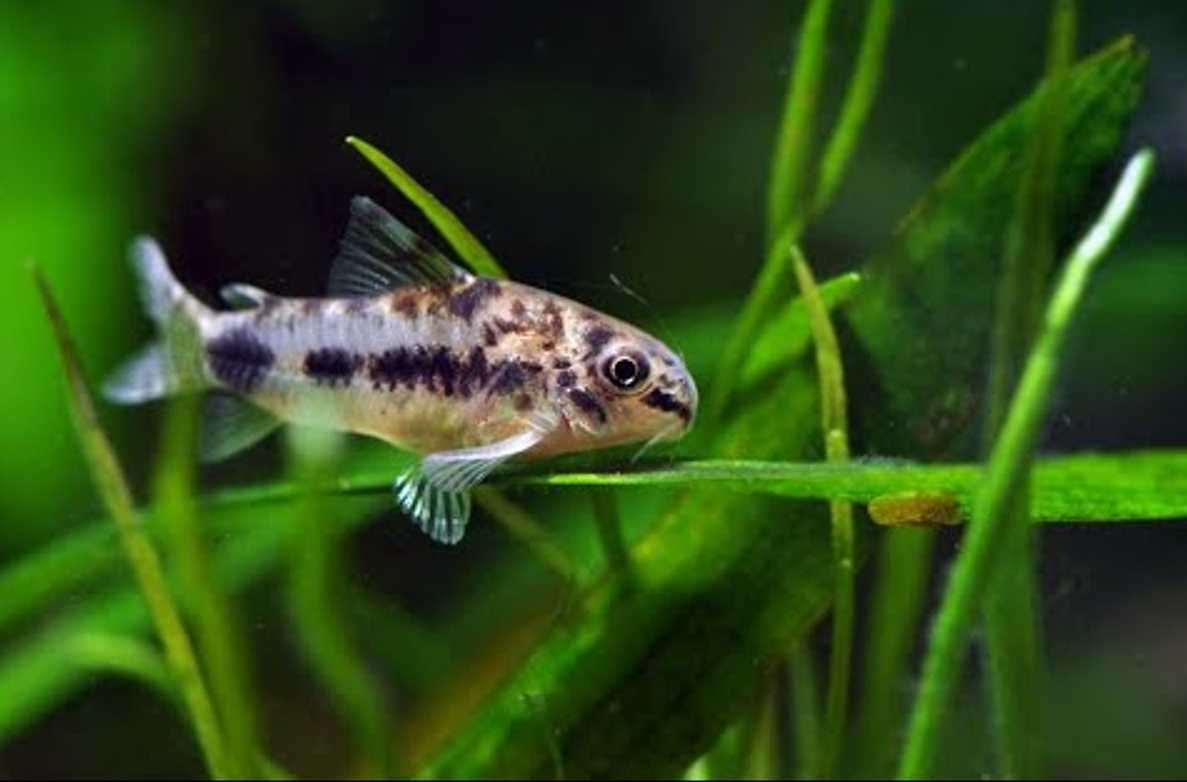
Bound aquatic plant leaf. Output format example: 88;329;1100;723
345;136;508;280
519;450;1187;523
0;444;1181;745
0;36;1150;778
419;36;1149;778
898;148;1155;779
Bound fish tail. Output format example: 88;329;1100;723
103;236;212;404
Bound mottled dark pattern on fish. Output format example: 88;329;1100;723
643;388;692;423
567;387;607;425
206;328;274;393
488;359;543;396
448;278;502;322
367;344;543;399
105;196;698;549
583;324;615;358
304;348;362;386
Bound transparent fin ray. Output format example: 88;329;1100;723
199;393;282;463
393;428;546;545
328;196;470;297
104;236;211;404
130;236;181;324
103;343;177;404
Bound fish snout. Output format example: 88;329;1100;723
678;373;699;430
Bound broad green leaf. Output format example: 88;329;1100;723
898;149;1155;779
422;38;1151;778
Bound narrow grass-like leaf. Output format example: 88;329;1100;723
708;0;835;425
790;244;854;778
345;135;507;279
31;266;229;779
790;644;822;779
897;148;1156;779
740;271;862;389
286;428;395;776
766;0;833;244
156;396;262;777
474;487;576;586
1;445;1183;744
811;0;896;217
981;2;1076;776
514;450;1187;522
0;502;314;745
846;36;1145;779
589;489;632;575
704;225;796;424
851;530;937;777
64;632;177;703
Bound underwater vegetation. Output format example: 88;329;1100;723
4;1;1187;778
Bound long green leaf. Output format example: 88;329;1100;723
897;148;1156;779
789;244;854;778
811;0;896;217
981;2;1077;776
846;35;1146;777
156;397;262;777
32;267;229;779
345;135;507;279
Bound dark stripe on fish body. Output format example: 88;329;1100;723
568;387;607;425
368;344;508;399
458;347;491;396
430;346;457;396
487;359;543;396
447;278;501;322
642;388;692;423
556;369;577;388
304;348;362;386
206;328;274;393
491;360;529;398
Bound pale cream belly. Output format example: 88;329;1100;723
250;381;539;456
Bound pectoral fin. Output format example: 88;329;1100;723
394;427;544;545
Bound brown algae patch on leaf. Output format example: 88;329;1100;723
868;490;963;526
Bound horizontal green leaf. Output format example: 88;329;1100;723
518;450;1187;523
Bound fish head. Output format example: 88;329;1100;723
555;319;697;450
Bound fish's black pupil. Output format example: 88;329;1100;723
611;357;638;386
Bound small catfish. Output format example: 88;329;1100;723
105;197;698;544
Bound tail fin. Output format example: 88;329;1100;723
103;237;211;404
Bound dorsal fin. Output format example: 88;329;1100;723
328;196;470;297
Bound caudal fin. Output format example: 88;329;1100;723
103;237;210;404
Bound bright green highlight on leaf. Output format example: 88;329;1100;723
789;242;854;779
897;148;1157;779
981;2;1077;776
345;134;507;279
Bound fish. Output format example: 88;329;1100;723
104;196;698;544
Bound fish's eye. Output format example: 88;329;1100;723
603;353;649;391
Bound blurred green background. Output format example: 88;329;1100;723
1;1;1185;777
